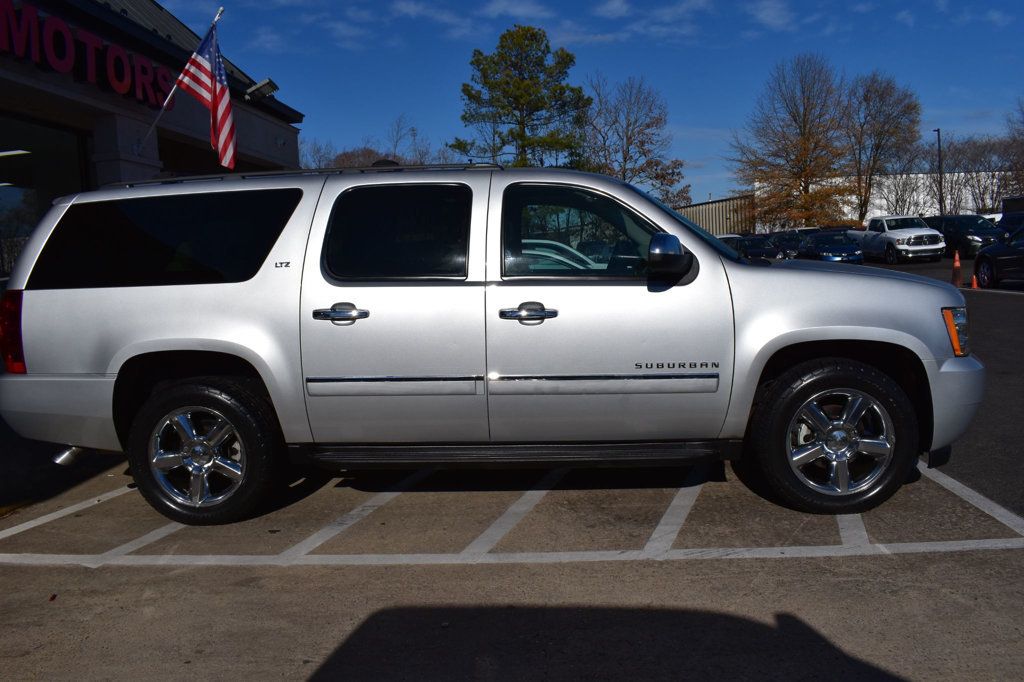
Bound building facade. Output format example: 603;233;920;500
0;0;303;275
677;194;755;236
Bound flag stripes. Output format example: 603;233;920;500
174;25;236;169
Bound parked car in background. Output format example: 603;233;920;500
974;227;1024;289
767;231;804;258
716;233;743;250
997;212;1024;234
796;232;864;264
922;215;1004;258
847;216;945;264
735;235;783;260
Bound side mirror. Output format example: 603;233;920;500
648;233;693;278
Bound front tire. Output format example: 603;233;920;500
748;359;918;514
884;245;899;265
127;377;283;525
975;258;997;289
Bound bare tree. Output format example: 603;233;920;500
959;136;1008;213
731;53;852;228
844;71;921;222
385;114;414;160
924;135;969;214
877;147;929;216
1005;98;1024;197
583;74;691;208
298;137;338;169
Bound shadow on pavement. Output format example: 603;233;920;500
311;607;904;681
0;417;125;511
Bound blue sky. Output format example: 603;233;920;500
161;0;1021;201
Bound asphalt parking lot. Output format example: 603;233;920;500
2;261;1023;679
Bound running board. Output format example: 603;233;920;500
297;440;742;467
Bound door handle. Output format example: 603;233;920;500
313;302;369;322
499;301;558;323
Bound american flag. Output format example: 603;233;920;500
175;24;236;169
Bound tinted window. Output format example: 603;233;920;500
28;189;302;289
502;184;656;278
324;184;471;279
886;217;928;230
868;220;882;232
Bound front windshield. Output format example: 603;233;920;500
624;184;742;261
953;216;1000;233
888;217;929;230
741;236;771;248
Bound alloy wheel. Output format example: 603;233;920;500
148;406;246;508
785;388;895;497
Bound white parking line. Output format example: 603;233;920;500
643;467;706;557
87;522;184;567
277;468;433;559
0;486;133;541
836;514;871;547
918;462;1024;536
461;468;567;556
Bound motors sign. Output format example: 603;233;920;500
0;0;176;108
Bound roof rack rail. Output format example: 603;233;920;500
115;162;505;189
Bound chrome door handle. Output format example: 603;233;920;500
313;303;369;322
499;301;558;323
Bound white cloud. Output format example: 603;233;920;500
478;0;554;20
325;20;370;49
245;25;288;52
593;0;632;19
391;1;488;40
850;2;874;13
746;0;795;32
984;9;1012;27
550;19;622;45
894;9;914;27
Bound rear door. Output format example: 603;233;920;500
483;178;735;442
299;174;490;443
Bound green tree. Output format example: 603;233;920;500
453;25;591;167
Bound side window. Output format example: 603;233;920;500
324;184;471;279
868;220;882;233
501;184;656;278
27;189;302;289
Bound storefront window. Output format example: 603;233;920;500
0;115;86;277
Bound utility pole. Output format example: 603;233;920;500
934;128;945;215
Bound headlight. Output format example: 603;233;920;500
895;238;907;245
967;235;982;242
855;250;863;255
942;307;970;357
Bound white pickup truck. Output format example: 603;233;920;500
848;216;945;264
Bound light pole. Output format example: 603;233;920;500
934;128;945;215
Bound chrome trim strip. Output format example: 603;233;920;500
488;373;720;396
305;376;483;397
493;373;718;381
307;376;484;383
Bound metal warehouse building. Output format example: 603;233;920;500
677;194;756;235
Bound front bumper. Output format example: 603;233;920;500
929;355;985;451
897;245;945;259
820;254;864;264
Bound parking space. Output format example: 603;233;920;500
1;455;1022;569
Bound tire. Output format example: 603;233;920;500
884;245;899;265
975;258;998;289
747;359;918;514
127;377;284;525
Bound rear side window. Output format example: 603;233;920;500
323;184;471;280
28;189;302;289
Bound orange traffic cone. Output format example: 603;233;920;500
951;251;961;287
971;274;978;289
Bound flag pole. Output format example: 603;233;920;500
136;7;225;155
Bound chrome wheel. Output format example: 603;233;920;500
148;406;245;508
977;260;994;288
785;388;894;497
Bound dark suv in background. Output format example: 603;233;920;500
923;215;1005;258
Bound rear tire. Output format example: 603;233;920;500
748;359;918;514
127;377;283;525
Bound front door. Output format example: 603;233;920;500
300;176;490;443
484;179;735;442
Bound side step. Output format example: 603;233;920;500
298;440;742;467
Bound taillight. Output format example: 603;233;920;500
0;289;26;374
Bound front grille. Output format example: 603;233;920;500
908;234;941;246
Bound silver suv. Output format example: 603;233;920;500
0;166;985;524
